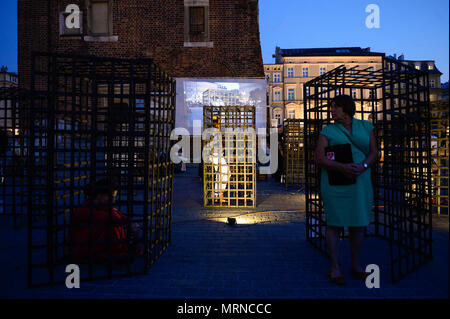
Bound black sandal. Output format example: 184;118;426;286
328;270;346;286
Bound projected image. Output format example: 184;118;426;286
176;79;267;133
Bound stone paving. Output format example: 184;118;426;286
0;165;448;299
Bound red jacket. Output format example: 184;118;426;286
70;200;129;261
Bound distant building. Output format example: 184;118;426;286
441;82;449;100
0;66;19;132
0;66;18;88
388;54;443;102
202;87;241;106
265;47;384;127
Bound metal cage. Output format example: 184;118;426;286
283;119;305;189
203;105;256;208
0;87;29;228
430;100;449;216
304;57;432;283
23;52;175;286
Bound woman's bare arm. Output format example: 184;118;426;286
363;131;378;167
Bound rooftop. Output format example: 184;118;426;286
387;55;443;75
273;47;385;63
0;66;17;76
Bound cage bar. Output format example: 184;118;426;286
304;57;432;283
430;100;449;216
203;105;256;208
25;52;175;286
283;119;305;188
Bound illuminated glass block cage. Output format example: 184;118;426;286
203;105;256;208
22;52;175;286
431;100;449;216
304;58;432;283
283;119;305;188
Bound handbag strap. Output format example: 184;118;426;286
334;123;369;157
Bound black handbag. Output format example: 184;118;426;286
325;143;356;185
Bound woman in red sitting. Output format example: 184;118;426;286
70;178;141;262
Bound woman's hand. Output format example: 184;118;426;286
350;164;365;176
339;163;359;177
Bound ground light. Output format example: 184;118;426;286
208;210;305;226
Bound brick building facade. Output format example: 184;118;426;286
18;0;265;90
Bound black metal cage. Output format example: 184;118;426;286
19;53;176;286
0;87;29;227
304;57;432;283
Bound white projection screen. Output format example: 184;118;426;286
175;78;267;134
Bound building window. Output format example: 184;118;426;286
274;91;281;101
320;67;326;75
415;65;420;70
430;80;435;88
287;68;294;78
288;88;295;100
302;67;309;78
335;88;340;96
273;73;281;83
88;0;112;36
184;1;210;44
305;87;310;97
288;109;295;119
351;88;357;99
189;7;205;33
266;74;270;83
274;113;282;126
428;64;434;70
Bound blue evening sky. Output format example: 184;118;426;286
0;0;448;82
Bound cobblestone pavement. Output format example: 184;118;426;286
0;166;448;299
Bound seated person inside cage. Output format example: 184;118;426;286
69;178;142;262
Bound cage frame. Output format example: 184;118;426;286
304;57;433;283
283;118;305;189
203;105;256;208
0;87;30;228
21;52;176;287
430;100;449;216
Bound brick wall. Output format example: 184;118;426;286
18;0;265;89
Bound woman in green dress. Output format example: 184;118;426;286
315;95;378;285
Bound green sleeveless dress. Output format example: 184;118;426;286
319;118;374;227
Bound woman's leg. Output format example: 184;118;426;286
326;226;343;276
349;227;365;272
